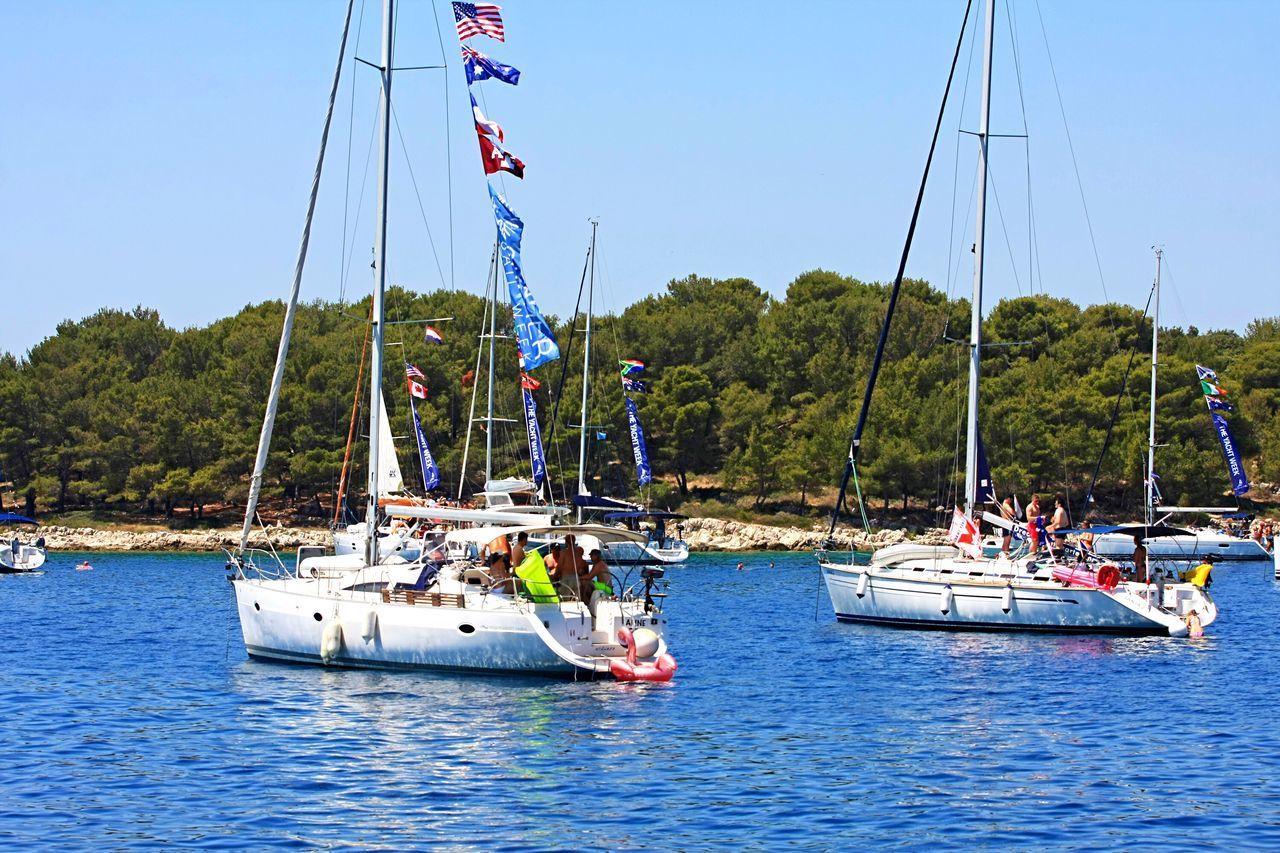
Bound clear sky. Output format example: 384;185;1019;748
3;1;1277;359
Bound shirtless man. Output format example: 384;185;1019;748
1025;495;1042;552
510;531;529;570
1047;496;1070;555
585;549;612;595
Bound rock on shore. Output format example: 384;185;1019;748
7;518;951;554
679;518;950;552
21;525;329;554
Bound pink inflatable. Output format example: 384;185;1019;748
609;627;678;683
1052;563;1120;591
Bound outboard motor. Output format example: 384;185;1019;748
640;566;665;613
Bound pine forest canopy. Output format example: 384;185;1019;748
1;271;1277;523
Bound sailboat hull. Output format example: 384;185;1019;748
820;561;1213;636
232;576;665;677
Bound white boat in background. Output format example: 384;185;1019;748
1;514;46;573
565;224;688;566
1092;527;1268;562
816;0;1218;637
226;0;676;679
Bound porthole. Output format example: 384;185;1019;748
458;624;476;635
313;612;323;622
254;602;261;611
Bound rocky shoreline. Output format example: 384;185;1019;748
7;518;951;555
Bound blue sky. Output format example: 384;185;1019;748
2;1;1277;358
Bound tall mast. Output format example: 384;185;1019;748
964;0;995;516
576;221;598;522
485;243;499;487
1146;247;1162;525
237;0;354;555
364;0;394;565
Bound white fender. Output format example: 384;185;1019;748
361;609;378;642
856;571;869;599
1001;584;1013;614
940;585;953;615
320;620;343;664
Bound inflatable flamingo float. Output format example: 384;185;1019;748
610;627;677;683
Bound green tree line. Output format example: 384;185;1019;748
1;270;1276;523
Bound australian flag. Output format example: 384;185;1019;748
622;378;648;394
1206;396;1234;413
462;46;520;86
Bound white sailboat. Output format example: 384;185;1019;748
817;0;1216;637
226;0;675;677
570;222;688;565
1090;252;1267;563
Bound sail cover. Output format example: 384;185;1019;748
624;396;652;486
409;397;440;492
377;392;405;497
488;185;560;371
975;430;997;504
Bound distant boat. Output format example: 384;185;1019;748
816;0;1216;637
0;513;46;573
1090;256;1266;563
567;223;688;565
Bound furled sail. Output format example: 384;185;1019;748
377;392;404;497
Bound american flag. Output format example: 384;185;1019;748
453;3;504;42
405;362;426;380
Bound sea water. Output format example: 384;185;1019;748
2;551;1279;849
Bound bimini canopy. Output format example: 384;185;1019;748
483;478;537;494
603;511;686;522
0;513;37;525
1059;524;1193;538
444;523;647;548
572;494;642;512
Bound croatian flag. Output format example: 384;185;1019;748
424;325;444;344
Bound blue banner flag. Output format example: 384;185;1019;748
462;46;520;85
489;186;560;371
1195;364;1218;381
1210;412;1250;496
622;378;648;394
409;398;440;491
596;431;608;440
522;388;547;488
624;396;652;487
1205;396;1234;413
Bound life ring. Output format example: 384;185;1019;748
609;627;677;683
1096;564;1121;591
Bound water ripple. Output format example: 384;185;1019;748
1;551;1278;848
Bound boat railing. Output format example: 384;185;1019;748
225;548;289;581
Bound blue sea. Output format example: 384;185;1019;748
3;551;1279;850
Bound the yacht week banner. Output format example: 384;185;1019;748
1210;412;1249;496
522;389;547;488
409;398;440;491
489;186;560;371
624;396;652;486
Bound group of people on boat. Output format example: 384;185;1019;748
480;531;613;606
997;494;1076;558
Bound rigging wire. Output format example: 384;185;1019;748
1032;0;1112;308
428;0;456;290
339;0;370;305
390;102;450;290
826;0;975;542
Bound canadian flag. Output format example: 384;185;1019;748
948;508;984;559
407;378;428;400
